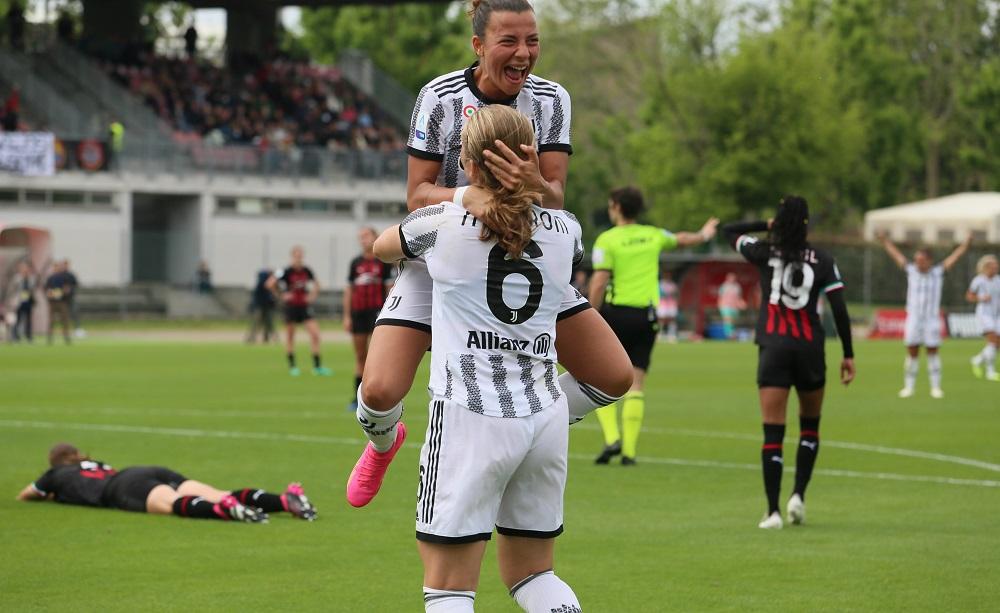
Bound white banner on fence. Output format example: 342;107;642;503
947;313;981;338
0;132;55;176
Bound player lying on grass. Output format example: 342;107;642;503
17;443;316;524
356;105;583;612
722;196;855;530
877;232;971;398
967;254;1000;381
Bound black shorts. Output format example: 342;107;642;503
757;345;826;391
350;309;379;334
601;304;659;370
284;304;314;324
101;466;188;513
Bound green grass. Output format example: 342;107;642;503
1;337;998;611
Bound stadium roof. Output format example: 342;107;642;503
863;192;1000;243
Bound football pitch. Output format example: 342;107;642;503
2;336;997;612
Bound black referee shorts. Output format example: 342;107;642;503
102;466;188;513
601;304;659;371
350;309;379;334
756;345;826;391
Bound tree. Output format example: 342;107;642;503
298;3;469;94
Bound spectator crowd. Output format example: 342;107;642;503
102;54;405;153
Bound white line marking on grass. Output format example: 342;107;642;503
3;419;998;489
574;424;1000;473
6;406;996;473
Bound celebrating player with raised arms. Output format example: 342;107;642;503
878;232;971;398
967;255;1000;381
722;196;855;529
357;105;583;612
352;0;632;489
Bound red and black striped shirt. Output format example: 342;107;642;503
348;255;394;311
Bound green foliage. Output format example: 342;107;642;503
290;0;1000;237
538;0;1000;236
298;3;470;94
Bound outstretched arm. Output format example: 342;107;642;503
877;232;908;269
674;217;720;247
721;220;770;248
941;234;973;272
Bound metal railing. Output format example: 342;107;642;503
0;51;95;138
120;137;407;181
339;49;415;130
48;42;172;141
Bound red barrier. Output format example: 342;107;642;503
868;309;949;339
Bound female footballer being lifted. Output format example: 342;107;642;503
346;0;631;508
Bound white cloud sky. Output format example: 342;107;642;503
195;6;302;40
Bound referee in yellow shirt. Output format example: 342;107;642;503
589;187;718;464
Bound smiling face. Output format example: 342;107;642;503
472;10;539;100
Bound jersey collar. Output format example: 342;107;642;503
465;61;519;105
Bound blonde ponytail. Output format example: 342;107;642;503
460;105;541;259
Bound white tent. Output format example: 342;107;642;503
863;192;1000;244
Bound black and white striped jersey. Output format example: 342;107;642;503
969;273;1000;320
905;264;945;319
399;187;584;418
406;62;572;189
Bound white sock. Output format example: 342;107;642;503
927;354;942;389
559;372;624;424
355;388;402;453
985;345;997;375
510;571;581;613
903;356;918;390
423;588;475;612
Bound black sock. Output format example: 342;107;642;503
231;488;285;513
354;376;362;395
313;354;321;368
172;496;224;520
794;417;821;500
287;353;296;368
761;423;786;515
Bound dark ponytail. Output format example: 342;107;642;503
769;195;809;262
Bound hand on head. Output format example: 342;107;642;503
482;140;543;194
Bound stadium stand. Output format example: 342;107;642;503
100;53;406;152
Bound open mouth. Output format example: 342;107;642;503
503;66;528;84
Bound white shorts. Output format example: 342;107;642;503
976;313;1000;335
377;261;590;333
415;396;569;543
904;314;942;347
657;303;677;319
